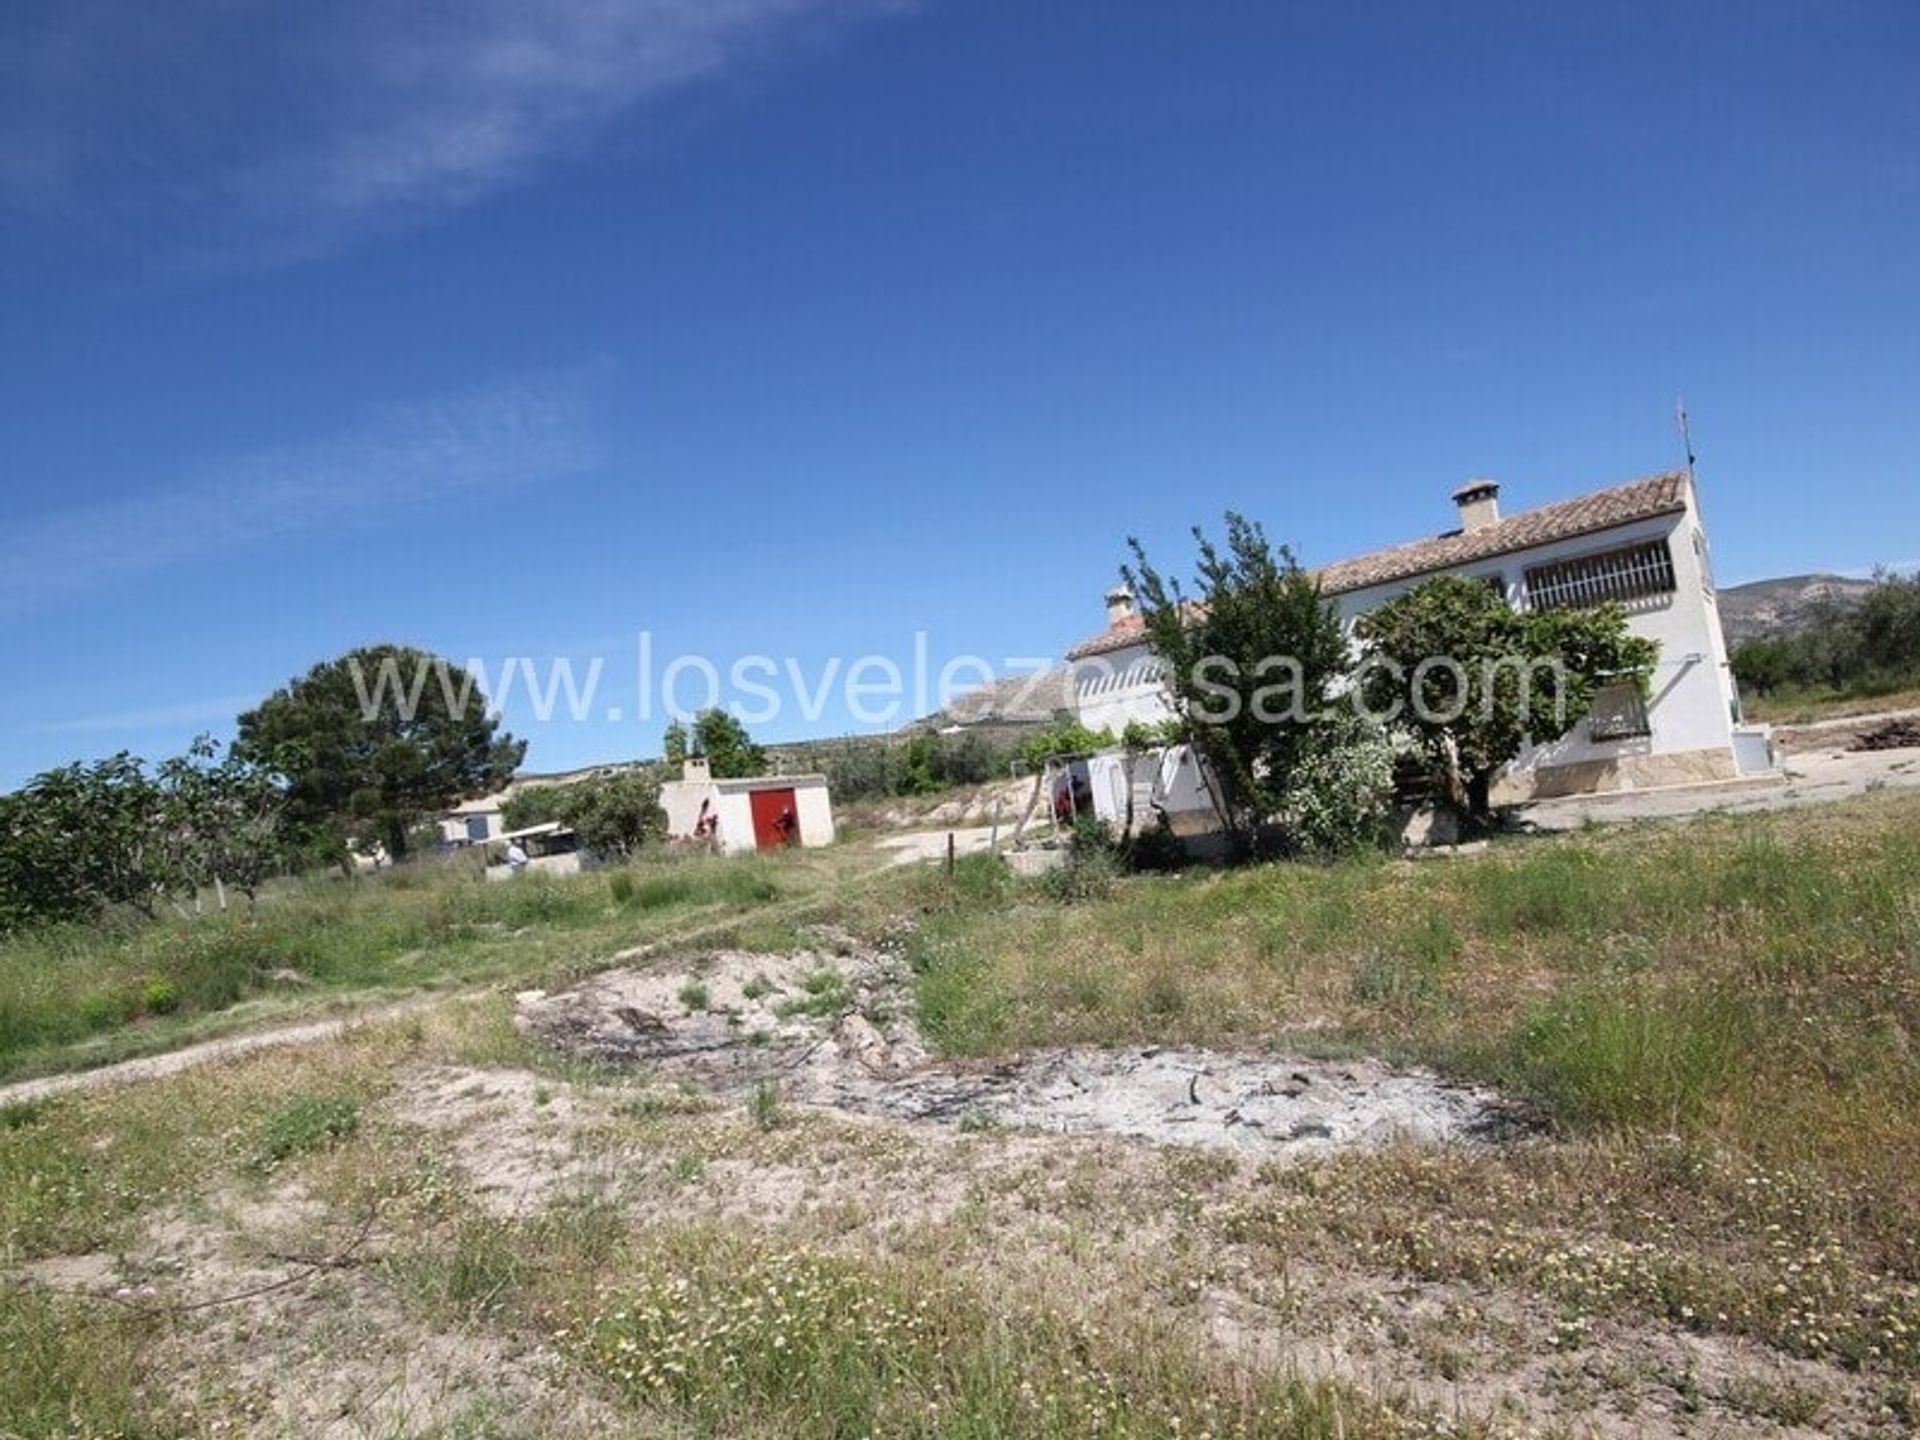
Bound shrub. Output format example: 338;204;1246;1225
258;1091;360;1167
139;976;178;1015
1123;816;1187;873
1043;823;1121;904
1281;719;1395;858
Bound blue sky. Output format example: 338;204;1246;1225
2;0;1916;787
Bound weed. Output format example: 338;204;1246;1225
258;1091;360;1168
0;1098;46;1131
139;975;178;1015
774;968;852;1020
748;1078;782;1131
678;981;711;1013
568;1230;1388;1437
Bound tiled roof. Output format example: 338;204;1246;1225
1315;470;1689;596
1064;470;1691;661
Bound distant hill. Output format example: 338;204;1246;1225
1717;573;1876;643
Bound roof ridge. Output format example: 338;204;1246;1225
1063;469;1691;660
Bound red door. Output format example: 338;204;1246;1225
748;788;799;850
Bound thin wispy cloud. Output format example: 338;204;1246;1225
0;371;601;620
0;0;893;266
39;695;262;738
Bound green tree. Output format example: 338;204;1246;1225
1018;720;1117;769
1730;636;1794;696
153;736;286;908
236;645;524;862
662;709;766;779
563;770;664;856
1123;513;1350;843
499;783;569;833
0;753;168;924
500;771;664;857
1356;576;1658;820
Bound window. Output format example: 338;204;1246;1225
1587;683;1651;741
1523;539;1676;611
466;815;490;843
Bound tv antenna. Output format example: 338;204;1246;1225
1674;396;1696;479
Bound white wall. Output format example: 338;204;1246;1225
791;781;835;847
1071;649;1173;734
660;776;835;854
1330;494;1738;776
659;779;719;841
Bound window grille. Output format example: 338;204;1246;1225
1523;539;1676;611
1587;682;1651;741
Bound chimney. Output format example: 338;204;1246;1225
682;755;711;784
1453;478;1500;532
1104;585;1137;627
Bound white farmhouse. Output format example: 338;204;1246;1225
1067;470;1775;801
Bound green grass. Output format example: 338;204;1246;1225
256;1090;361;1168
906;791;1920;1254
0;848;846;1083
0;1289;165;1439
773;966;854;1021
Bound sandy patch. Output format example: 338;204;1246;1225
394;1064;621;1218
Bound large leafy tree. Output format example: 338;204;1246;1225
662;709;767;779
0;753;168;924
237;644;524;861
154;737;287;907
1123;512;1350;842
501;770;664;857
1355;576;1658;819
0;740;288;932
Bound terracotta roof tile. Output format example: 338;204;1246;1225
1315;470;1689;596
1064;470;1691;661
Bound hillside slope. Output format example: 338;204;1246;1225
1717;572;1874;642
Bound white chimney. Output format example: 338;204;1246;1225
682;755;711;784
1453;478;1500;532
1104;585;1136;626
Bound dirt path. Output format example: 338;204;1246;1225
0;997;446;1108
0;868;899;1110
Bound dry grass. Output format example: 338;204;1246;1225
5;794;1920;1435
1745;686;1920;725
0;844;877;1085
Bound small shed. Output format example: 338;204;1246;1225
659;757;835;855
483;821;582;880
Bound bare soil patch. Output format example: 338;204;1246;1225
515;945;1521;1157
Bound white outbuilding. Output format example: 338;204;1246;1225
658;757;835;855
